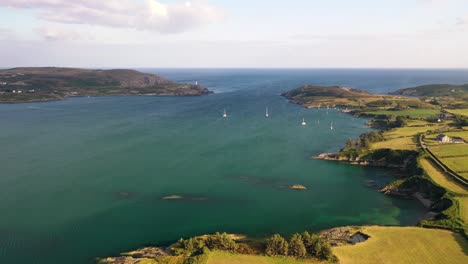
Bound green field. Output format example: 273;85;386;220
206;251;327;264
428;144;468;180
447;109;468;117
454;197;468;224
363;109;441;119
429;144;468;157
370;120;446;151
439;158;468;178
333;226;468;264
425;130;468;142
443;131;468;141
419;158;467;195
371;137;418;151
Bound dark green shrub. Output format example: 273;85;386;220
288;233;306;258
235;243;255;255
265;234;288;256
205;232;237;252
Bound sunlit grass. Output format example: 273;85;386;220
333;226;468;264
419;158;467;195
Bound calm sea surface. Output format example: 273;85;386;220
1;69;468;264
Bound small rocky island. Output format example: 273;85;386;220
0;67;212;103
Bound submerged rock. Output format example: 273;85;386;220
161;195;208;201
162;195;184;200
289;184;307;190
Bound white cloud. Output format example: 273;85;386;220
0;27;17;40
1;0;224;34
456;16;467;25
35;27;92;41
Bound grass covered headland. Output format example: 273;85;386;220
0;67;212;102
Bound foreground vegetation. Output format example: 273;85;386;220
207;251;331;264
99;231;336;264
99;225;468;264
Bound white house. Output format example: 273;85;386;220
436;134;451;143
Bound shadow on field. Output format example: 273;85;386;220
452;233;468;255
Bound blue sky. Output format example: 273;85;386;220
0;0;467;68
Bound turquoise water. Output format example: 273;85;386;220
1;69;468;264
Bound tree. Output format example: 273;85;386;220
289;233;306;258
345;138;355;149
301;232;319;255
236;243;255;255
317;240;334;260
178;237;206;255
206;232;237;252
265;234;288;256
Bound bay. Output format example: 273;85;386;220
1;69;468;264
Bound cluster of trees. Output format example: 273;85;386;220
371;115;407;129
265;232;334;260
174;231;335;261
176;232;238;256
454;115;468;128
345;131;385;149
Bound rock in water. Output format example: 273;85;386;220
162;195;184;200
289;184;307;190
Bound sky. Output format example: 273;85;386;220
0;0;467;68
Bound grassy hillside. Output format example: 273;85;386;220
390;84;468;108
419;158;467;195
369;120;446;151
0;67;211;102
447;109;468;117
362;109;441;119
426;143;468;181
333;226;468;264
391;84;468;97
281;85;430;109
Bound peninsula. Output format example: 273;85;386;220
281;84;434;109
0;67;212;103
284;83;468;234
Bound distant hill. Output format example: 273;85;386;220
390;84;468;97
0;67;211;102
390;84;468;108
282;85;430;109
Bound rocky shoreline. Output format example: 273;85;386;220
313;152;404;168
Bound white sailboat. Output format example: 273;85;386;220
265;107;269;118
330;121;334;130
302;118;307;126
223;109;227;118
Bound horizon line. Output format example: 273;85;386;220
1;66;468;70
